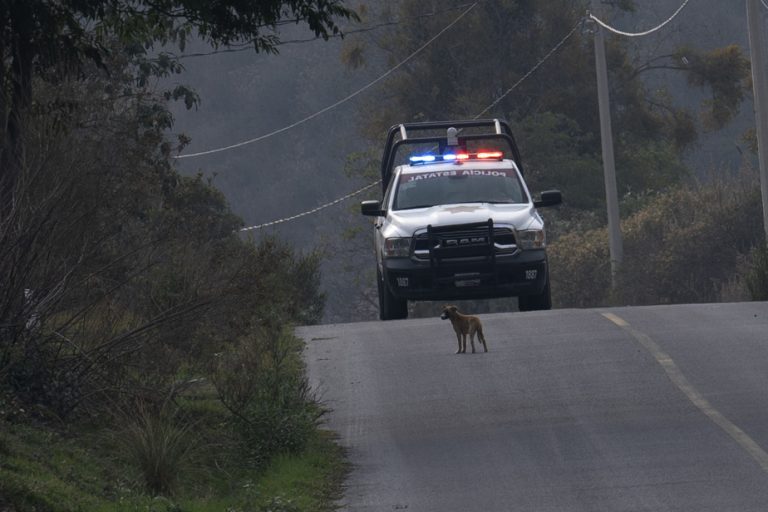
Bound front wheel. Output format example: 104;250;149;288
518;274;552;311
377;267;408;320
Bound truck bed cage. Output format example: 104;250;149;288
379;119;524;193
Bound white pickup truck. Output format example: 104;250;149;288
361;119;562;320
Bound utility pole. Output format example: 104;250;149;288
747;0;768;242
590;0;624;285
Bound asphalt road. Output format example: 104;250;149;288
298;302;768;511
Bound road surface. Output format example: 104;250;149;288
298;302;768;511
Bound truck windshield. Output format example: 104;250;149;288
393;168;527;210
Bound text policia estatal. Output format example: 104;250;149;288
404;169;510;182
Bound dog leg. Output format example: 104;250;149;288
455;332;462;354
469;332;476;353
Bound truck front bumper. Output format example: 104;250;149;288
382;250;548;301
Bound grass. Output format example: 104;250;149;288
0;413;347;512
171;430;348;512
251;431;347;512
0;422;107;512
0;317;344;511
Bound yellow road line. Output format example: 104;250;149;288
601;311;768;474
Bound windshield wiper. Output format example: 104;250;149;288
462;200;513;204
397;204;434;210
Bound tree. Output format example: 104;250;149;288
0;0;341;417
0;61;327;417
344;0;749;215
0;0;359;211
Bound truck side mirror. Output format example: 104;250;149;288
533;190;562;208
361;200;385;217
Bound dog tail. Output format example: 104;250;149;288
477;325;485;343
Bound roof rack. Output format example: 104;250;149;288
378;119;524;192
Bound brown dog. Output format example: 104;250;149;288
440;305;488;354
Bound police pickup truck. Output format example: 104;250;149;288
361;119;561;320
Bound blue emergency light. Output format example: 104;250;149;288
409;154;436;163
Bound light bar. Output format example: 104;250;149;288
409;151;504;164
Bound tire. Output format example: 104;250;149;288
377;267;408;320
518;273;552;311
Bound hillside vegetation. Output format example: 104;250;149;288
0;1;356;510
549;170;768;307
0;59;337;511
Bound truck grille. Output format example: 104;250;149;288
411;225;516;259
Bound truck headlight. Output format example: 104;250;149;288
517;229;546;250
384;237;411;258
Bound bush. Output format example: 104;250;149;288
549;172;764;307
549;227;611;308
238;387;321;468
116;401;197;497
213;328;324;470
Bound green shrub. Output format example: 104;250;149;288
549;227;611;307
549;172;764;307
238;380;322;468
213;328;324;470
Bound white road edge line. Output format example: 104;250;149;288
601;311;768;474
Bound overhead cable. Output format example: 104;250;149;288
175;2;478;160
474;20;580;119
588;0;691;38
239;180;380;232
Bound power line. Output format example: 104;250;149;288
239;180;380;232
588;0;691;38
474;20;580;119
174;2;479;160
